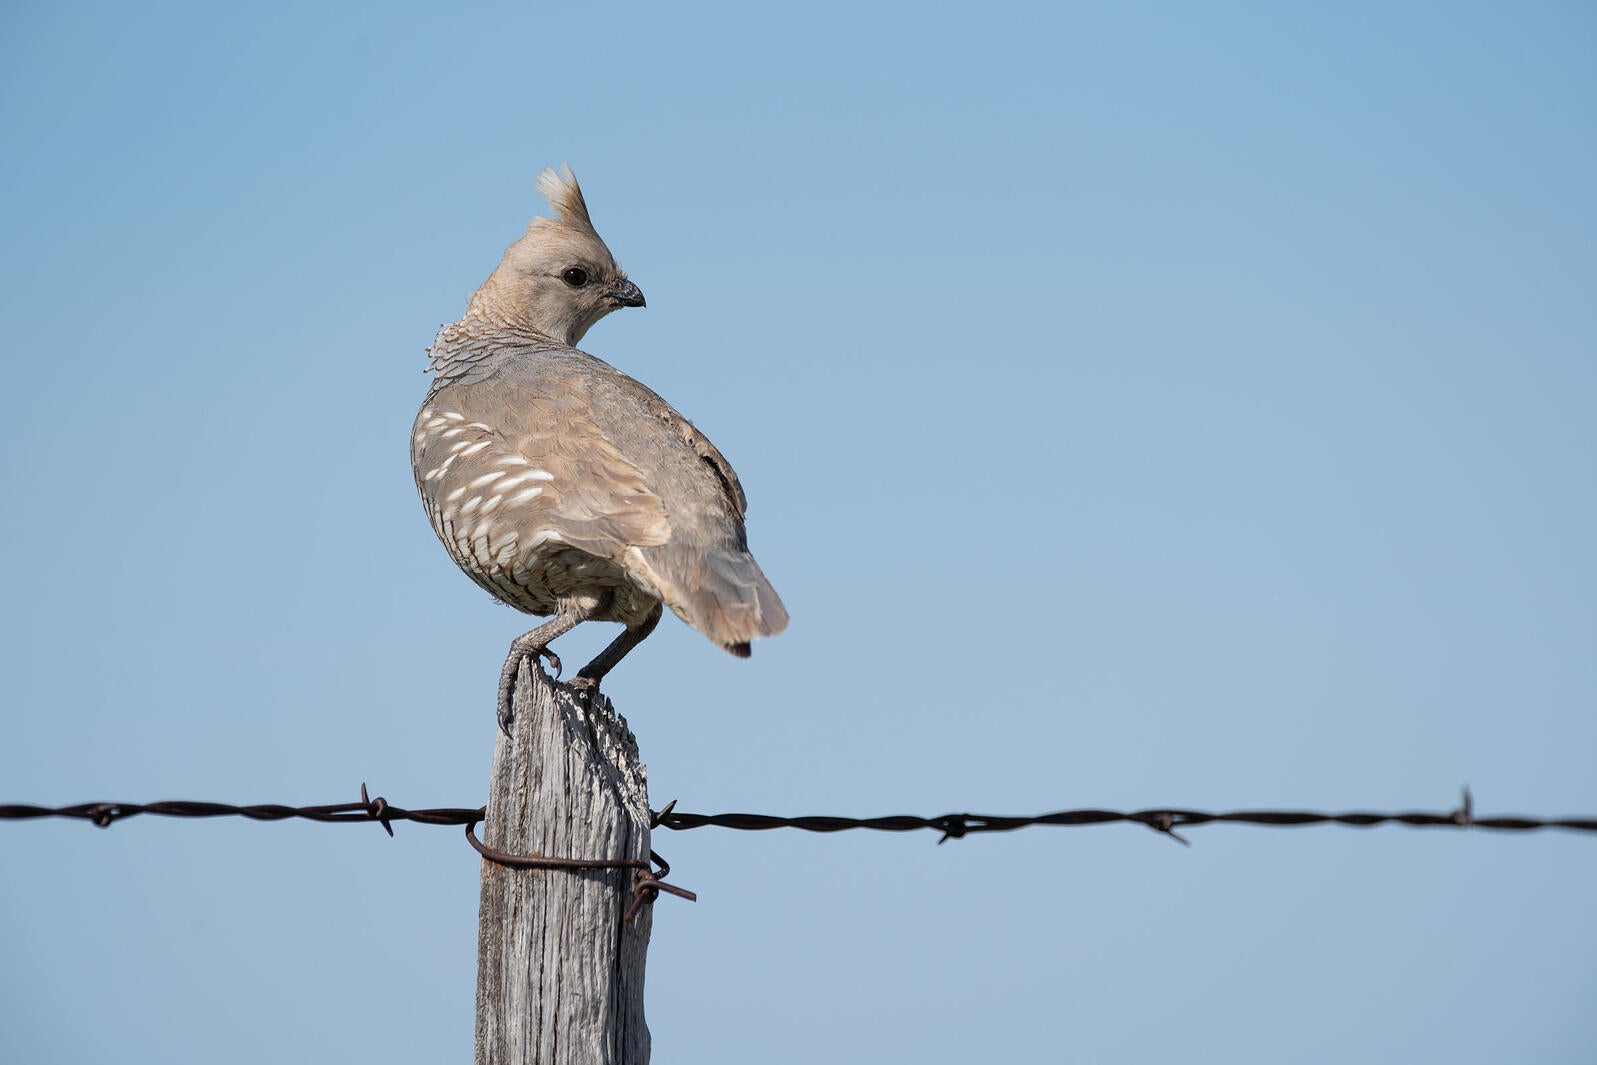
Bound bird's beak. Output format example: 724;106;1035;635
605;279;646;308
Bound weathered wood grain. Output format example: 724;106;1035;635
475;661;652;1065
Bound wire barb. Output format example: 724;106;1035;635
649;800;678;830
1141;811;1191;846
361;783;394;837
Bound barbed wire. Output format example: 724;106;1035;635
653;791;1597;844
4;785;1595;846
0;785;480;836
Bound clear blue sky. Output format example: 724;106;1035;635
3;3;1594;1062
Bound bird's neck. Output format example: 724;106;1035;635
463;279;530;331
460;283;587;347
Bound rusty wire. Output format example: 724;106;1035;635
464;820;696;919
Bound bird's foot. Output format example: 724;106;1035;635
496;644;564;736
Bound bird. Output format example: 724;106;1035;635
412;166;787;731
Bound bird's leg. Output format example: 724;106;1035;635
570;602;663;700
498;607;588;735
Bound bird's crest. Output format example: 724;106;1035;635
533;164;594;233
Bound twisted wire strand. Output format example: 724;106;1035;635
4;786;1594;844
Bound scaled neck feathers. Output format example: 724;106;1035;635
423;318;564;393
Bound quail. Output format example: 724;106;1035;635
412;166;787;730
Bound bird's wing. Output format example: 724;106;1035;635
586;359;749;525
572;364;788;645
415;373;673;567
653;401;749;525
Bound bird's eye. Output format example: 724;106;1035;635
561;267;589;287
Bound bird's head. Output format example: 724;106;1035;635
468;165;645;344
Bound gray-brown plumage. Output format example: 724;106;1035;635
412;166;787;728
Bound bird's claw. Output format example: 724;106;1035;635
498;644;564;737
537;646;562;679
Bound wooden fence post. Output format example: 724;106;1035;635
475;659;653;1065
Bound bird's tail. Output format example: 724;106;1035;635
637;543;788;654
